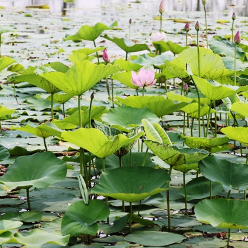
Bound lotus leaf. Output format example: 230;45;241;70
0;106;15;118
61;200;110;236
0;56;16;72
153;40;187;55
131;53;174;66
91;166;170;202
112;71;138;90
161;61;188;79
195;199;248;229
0;220;23;234
0;152;67;189
101;106;160;132
62;128;144;158
69;51;95;63
114;58;142;71
116;96;188;118
46;92;73;104
41;61;120;96
221;127;248;146
199;155;248;191
0;144;10;161
181;103;211;118
231;102;248;118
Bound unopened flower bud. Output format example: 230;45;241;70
103;48;110;63
185;21;190;32
195;21;200;31
232;12;236;21
91;92;94;99
234;31;241;44
159;1;165;14
129;18;132;25
183;83;188;92
202;0;207;5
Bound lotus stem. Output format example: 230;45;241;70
130;149;133;166
26;188;31;211
129;202;132;233
232;20;234;43
89;93;94;128
142;147;149;166
191;118;194;137
88;154;92;188
111;79;114;108
122;201;125;212
50;93;54;120
43;138;48;151
119;156;122;167
142;86;145;96
227;190;231;199
167;166;172;231
210;181;212;199
196;30;201;77
13;83;19;104
203;5;208;48
214;101;217;137
106;197;109;224
160;13;163;32
183;172;188;216
80;148;85;178
202;117;205;135
125;52;128;61
227;229;231;247
105;78;110;98
244;191;246;201
234;44;237;86
93;40;99;64
0;122;1;132
129;24;131;40
205;100;213;138
62;103;65;118
186;31;188;48
183;112;186;135
78;95;82;128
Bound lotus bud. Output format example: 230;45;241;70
195;21;200;31
91;92;94;99
185;21;190;32
129;18;132;25
232;12;236;21
103;48;110;63
234;31;241;44
159;1;165;14
202;0;207;5
183;83;188;92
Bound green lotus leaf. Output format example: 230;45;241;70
178;177;223;201
112;71;138;89
113;58;142;71
181;103;211;118
41;61;120;96
172;47;233;79
101;106;160;132
0;152;67;189
69;51;95;63
181;135;230;152
14;229;69;248
92;166;170;202
231;102;248;118
125;231;184;246
0;220;23;234
37;123;62;138
199;155;248;191
221;127;248;146
142;119;172;145
173;163;199;173
61;200;110;236
47;62;69;73
116;96;188;118
161;60;188;79
222;57;246;71
195;199;248;229
72;47;105;55
0;106;15;118
54;106;106;129
7;63;25;73
67;21;118;41
0;231;16;245
103;34;150;54
153;40;187;55
46;92;73;104
27;97;60;111
62;128;144;158
0;211;42;223
0;144;10;161
0;56;16;72
131;53;174;66
192;75;236;101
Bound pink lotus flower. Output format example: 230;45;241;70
195;21;200;31
234;31;241;44
151;31;166;42
131;68;157;87
159;1;165;14
103;48;110;63
185;22;190;32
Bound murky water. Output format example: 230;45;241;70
0;0;247;17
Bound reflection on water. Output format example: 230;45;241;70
0;0;247;17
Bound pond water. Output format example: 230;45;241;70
0;0;247;17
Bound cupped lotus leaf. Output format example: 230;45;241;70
116;96;188;118
0;56;16;72
173;163;199;173
91;166;170;202
12;124;52;139
114;58;142;71
181;103;211;118
67;21;118;41
54;106;106;129
103;35;150;53
0;144;10;161
153;40;187;55
41;61;120;96
46;92;73;104
62;128;144;158
0;220;23;234
101;106;160;132
69;51;95;63
0;152;67;190
112;71;138;90
221;127;248;146
172;47;233;79
231;102;248;118
125;231;184;246
131;53;174;66
195;199;248;229
161;61;188;79
72;47;104;56
0;106;15;118
37;123;62;138
179;177;223;201
192;75;236;100
181;135;230;152
199;155;248;191
61;200;110;236
142;119;172;145
7;63;24;73
14;229;69;248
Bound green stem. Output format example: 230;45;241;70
186;31;188;48
204;5;208;48
0;122;2;132
89;94;94;128
80;148;85;178
88;154;91;188
196;30;201;77
202;116;205;135
129;202;132;233
142;86;145;96
244;191;246;201
214;101;217;137
227;190;231;199
106;78;110;98
183;172;188;216
122;201;125;212
142;147;149;166
205;100;213;138
43;138;48;151
191;118;194;137
227;229;231;247
129;24;131;40
183;112;186;135
234;44;237;86
119;156;122;167
13;83;19;104
93;40;99;64
106;197;109;224
111;79;114;108
26;188;31;211
160;13;163;32
51;93;54;120
125;52;128;61
62;103;65;118
231;20;234;43
167;167;172;230
78;95;82;128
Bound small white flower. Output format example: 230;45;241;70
151;31;166;42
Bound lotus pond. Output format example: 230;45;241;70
1;0;248;247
